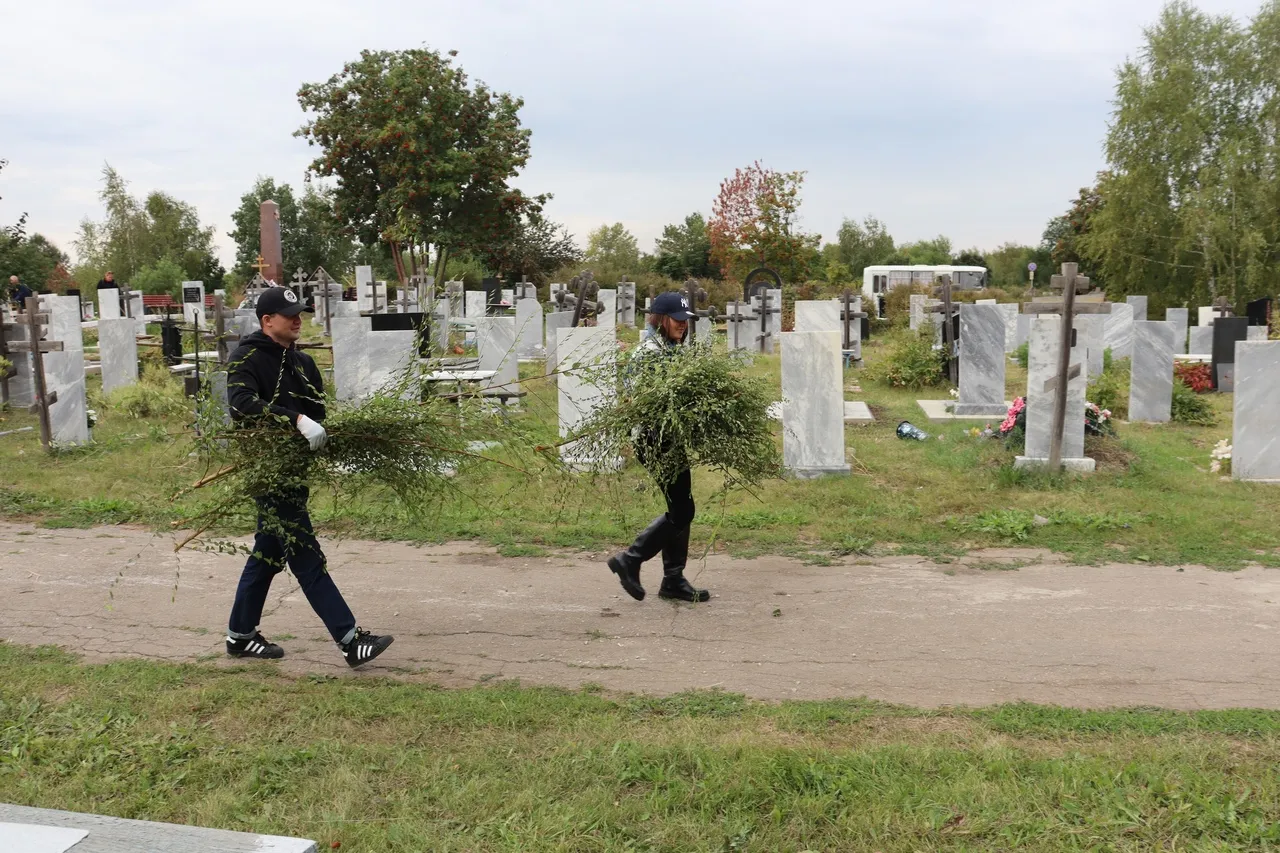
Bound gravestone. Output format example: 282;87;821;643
725;301;755;351
596;289;617;330
331;316;372;401
128;291;146;334
763;288;783;349
1074;314;1106;378
994;304;1019;353
98;318;139;394
1129;321;1175;423
1189;326;1213;354
1197;306;1216;327
445;280;464;317
514;298;543;358
1165;307;1189;354
909;294;940;331
1246;297;1271;328
181;281;205;328
617;280;637;326
557;326;617;470
1247;326;1268;342
1014;313;1031;348
1103;302;1134;359
793;300;841;336
1016;315;1092;472
465;290;485;318
98;287;121;321
45;295;90;445
954;304;1007;416
781;331;850;478
477;316;519;400
1211;317;1250;392
1233;341;1280;481
544;311;574;373
1126;294;1148;320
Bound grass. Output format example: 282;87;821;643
0;326;1271;569
3;644;1280;851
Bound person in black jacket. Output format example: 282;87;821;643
224;286;394;668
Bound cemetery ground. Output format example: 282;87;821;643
4;326;1280;849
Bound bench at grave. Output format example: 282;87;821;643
0;802;316;852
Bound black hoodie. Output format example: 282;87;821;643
227;330;326;425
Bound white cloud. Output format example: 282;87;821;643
0;0;1265;271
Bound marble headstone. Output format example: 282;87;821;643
1233;341;1280;481
1017;315;1091;471
98;318;139;395
366;329;417;395
465;291;485;318
1165;308;1189;354
793;300;841;335
181;281;206;329
1129;321;1175;423
596;289;617;330
1189;326;1213;354
557;326;617;470
617;282;637;326
98;287;121;321
1014;313;1031;348
995;304;1019;353
331;316;372;401
128;291;146;334
1197;306;1216;327
1073;314;1106;378
1126;295;1149;321
544;311;574;373
763;289;783;353
781;331;850;478
1104;302;1134;359
726;301;754;351
45;295;90;445
954;304;1007;416
1247;326;1268;342
514;298;543;358
477;316;519;399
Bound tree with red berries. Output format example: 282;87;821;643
708;162;819;283
296;48;546;285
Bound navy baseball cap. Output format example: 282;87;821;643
650;291;696;320
255;286;311;318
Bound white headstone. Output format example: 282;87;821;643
98;287;121;321
1197;306;1216;327
331;316;372;401
995;304;1019;353
98;318;139;395
45;295;90;444
557;326;616;470
954;304;1007;416
1234;341;1280;481
181;281;205;328
1104;302;1134;359
1016;315;1093;471
465;291;485;318
544;311;575;373
781;331;850;478
1126;294;1149;321
477;316;519;399
1166;307;1189;354
1129;321;1175;423
366;329;417;395
129;291;146;334
597;289;617;330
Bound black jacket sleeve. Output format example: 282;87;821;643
227;348;300;423
300;352;327;423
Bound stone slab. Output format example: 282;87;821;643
477;316;519;397
557;326;616;470
1233;341;1280;481
98;318;139;395
843;400;874;424
917;398;1012;421
45;295;90;445
1248;326;1268;342
97;287;121;321
954;303;1007;416
1104;302;1134;359
0;803;315;853
1189;326;1213;354
544;311;575;374
1129;320;1175;423
1166;307;1189;354
1025;315;1088;463
781;331;850;477
331;316;371;401
514;298;543;358
1126;294;1148;320
1014;456;1097;473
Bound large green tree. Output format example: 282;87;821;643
73;165;223;288
831;216;895;279
227;178;357;278
585;223;640;275
708;162;820;282
1084;0;1280;308
653;213;717;280
477;214;581;281
296;47;545;286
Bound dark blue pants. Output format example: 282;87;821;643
227;492;356;644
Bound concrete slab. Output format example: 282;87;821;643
843;401;874;424
917;398;1011;421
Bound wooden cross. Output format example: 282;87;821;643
840;288;868;353
209;293;240;363
1212;296;1234;320
8;297;65;447
681;279;707;338
317;269;333;337
1020;263;1110;470
927;275;961;384
569;271;598;328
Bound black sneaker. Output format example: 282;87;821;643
226;632;284;659
342;628;394;668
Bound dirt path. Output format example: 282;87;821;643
2;523;1278;709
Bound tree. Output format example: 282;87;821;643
584;222;640;276
708;161;820;282
1046;182;1105;282
832;216;895;279
477;214;581;281
953;249;986;268
228;178;359;279
888;236;953;266
73;165;223;287
296;48;546;287
652;213;717;280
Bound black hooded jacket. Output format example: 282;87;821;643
227;330;326;425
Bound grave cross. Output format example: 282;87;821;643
568;271;599;328
251;255;270;277
10;297;65;447
1212;296;1234;321
209;293;240;363
840;288;867;352
1020;262;1111;470
927;275;961;384
681;279;708;338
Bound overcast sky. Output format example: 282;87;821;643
0;0;1263;269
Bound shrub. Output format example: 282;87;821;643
1174;361;1212;393
1171;378;1217;425
881;283;930;328
105;363;189;419
1087;356;1129;421
1013;341;1029;368
863;324;947;389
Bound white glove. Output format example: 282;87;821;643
296;415;328;451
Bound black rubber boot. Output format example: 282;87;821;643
607;516;669;601
658;526;710;603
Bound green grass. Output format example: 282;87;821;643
0;329;1271;568
2;644;1280;851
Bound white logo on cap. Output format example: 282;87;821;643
283;290;298;303
681;298;689;308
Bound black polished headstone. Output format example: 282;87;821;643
1246;297;1271;327
370;311;430;356
1211;317;1249;391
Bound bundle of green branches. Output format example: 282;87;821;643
571;341;781;492
177;369;516;552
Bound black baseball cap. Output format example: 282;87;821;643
650;291;696;320
255;286;311;318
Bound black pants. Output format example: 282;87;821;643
626;467;695;574
227;491;357;644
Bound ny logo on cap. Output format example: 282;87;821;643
681;298;689;308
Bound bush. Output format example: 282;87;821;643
881;283;929;328
863;324;947;389
105;364;189;418
1171;378;1217;425
1087;356;1130;421
1013;341;1029;368
1174;361;1212;393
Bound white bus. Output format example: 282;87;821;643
861;265;988;317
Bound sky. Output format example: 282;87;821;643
0;0;1265;270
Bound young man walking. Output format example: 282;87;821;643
606;291;711;604
224;286;393;667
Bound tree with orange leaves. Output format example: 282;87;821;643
708;162;819;283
